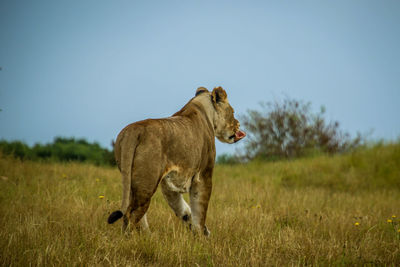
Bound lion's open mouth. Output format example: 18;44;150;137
232;130;246;143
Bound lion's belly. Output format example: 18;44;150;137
162;167;196;193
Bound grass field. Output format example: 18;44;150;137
1;144;399;266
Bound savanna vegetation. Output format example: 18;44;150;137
218;97;363;164
1;143;399;266
0;137;115;166
1;98;398;265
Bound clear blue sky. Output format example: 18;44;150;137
1;0;399;155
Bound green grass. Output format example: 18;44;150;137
1;144;400;266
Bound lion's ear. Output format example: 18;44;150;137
195;87;209;96
211;87;227;104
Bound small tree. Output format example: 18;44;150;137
240;98;361;161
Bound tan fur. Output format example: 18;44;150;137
109;87;245;236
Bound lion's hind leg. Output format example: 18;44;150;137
160;179;192;224
118;135;163;234
122;193;152;233
136;213;150;232
123;163;161;233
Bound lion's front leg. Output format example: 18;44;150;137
189;172;212;236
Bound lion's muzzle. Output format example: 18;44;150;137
234;130;246;143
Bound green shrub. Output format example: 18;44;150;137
216;153;241;165
239;97;363;161
0;140;31;160
0;137;116;166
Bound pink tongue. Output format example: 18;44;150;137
234;130;246;142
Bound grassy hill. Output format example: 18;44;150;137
0;144;399;266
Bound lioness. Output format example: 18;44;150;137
108;86;246;236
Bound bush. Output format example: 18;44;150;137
216;153;241;165
0;140;31;160
239;97;362;161
0;137;116;166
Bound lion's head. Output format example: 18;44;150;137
207;87;246;144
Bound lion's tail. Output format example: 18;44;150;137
108;130;140;224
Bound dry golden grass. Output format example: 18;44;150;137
1;144;399;266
